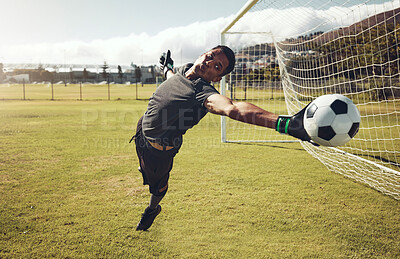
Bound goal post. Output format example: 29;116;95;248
220;0;260;143
221;0;400;200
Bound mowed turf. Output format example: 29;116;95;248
0;100;399;258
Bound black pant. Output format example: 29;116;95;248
134;116;181;196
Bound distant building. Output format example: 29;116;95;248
125;65;156;84
2;63;160;84
6;74;29;83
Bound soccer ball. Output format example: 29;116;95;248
303;94;360;147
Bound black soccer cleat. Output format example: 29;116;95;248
136;205;161;231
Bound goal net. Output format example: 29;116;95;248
221;0;400;200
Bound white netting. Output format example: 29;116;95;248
222;0;400;200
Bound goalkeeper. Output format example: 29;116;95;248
133;45;310;231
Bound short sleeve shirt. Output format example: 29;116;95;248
142;64;219;145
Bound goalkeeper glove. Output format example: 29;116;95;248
276;105;313;143
159;50;174;78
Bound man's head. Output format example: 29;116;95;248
187;45;236;82
212;45;236;77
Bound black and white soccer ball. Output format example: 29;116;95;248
304;94;361;147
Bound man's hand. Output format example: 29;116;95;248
159;50;174;78
276;106;313;142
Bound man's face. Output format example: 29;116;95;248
191;48;229;82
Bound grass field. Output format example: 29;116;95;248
0;97;399;257
0;83;160;101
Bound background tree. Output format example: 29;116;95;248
118;65;123;84
69;67;74;84
36;64;44;82
83;67;89;83
101;61;109;82
135;66;142;86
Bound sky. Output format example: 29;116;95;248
0;0;246;66
0;0;398;66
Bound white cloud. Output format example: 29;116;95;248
1;0;399;66
0;16;233;66
226;0;400;46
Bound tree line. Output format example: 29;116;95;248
287;22;400;80
233;19;400;101
1;62;155;84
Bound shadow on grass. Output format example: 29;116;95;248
351;152;400;170
228;141;305;151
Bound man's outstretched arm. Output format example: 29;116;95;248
204;93;311;142
204;93;278;129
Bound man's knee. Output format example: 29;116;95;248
159;183;168;195
150;182;168;196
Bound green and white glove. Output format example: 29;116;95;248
276;105;312;142
159;50;174;78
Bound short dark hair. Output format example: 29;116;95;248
212;45;236;76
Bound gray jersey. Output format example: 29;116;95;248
142;64;219;146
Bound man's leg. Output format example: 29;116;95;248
133;118;178;231
149;193;165;209
135;153;171;231
136;186;167;231
134;117;164;231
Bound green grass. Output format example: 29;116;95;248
0;99;399;258
0;83;159;100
